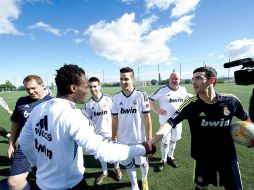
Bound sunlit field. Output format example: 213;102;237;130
0;84;253;189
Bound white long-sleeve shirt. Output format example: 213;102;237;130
19;98;145;190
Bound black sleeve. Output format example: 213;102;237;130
234;96;249;121
167;100;191;127
10;99;21;123
249;89;254;122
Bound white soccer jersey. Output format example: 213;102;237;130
85;94;112;138
19;98;146;190
149;85;188;125
112;89;150;144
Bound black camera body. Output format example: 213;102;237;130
224;58;254;85
224;58;254;122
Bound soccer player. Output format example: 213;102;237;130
149;66;249;190
18;64;155;190
112;67;152;190
7;75;52;190
149;72;190;171
85;77;122;185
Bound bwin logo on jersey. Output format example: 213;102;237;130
35;138;53;159
201;119;230;127
94;110;107;116
120;107;137;114
168;98;184;103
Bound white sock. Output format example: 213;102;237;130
114;162;120;169
140;162;149;182
126;163;139;189
168;140;176;159
99;157;108;175
160;141;169;162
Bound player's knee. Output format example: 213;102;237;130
162;143;168;148
141;162;148;168
8;176;28;190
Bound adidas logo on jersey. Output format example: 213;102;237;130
120;107;137;114
35;115;52;141
199;112;206;116
201;118;230;127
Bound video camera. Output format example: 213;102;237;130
224;57;254;85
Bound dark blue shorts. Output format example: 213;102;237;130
194;158;242;190
9;147;31;176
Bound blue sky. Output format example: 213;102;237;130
1;0;254;87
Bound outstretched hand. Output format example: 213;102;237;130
142;141;156;155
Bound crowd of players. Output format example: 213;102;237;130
0;64;253;190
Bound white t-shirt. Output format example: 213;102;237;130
112;89;150;145
19;98;146;190
85;94;112;138
149;85;188;125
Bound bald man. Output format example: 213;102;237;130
149;72;191;171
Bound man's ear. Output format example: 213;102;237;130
209;77;216;84
69;84;77;93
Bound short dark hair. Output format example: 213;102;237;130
193;66;217;78
23;75;43;85
88;77;100;84
55;64;85;95
120;67;134;76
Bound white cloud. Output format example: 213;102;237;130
208;52;214;57
64;28;80;35
86;13;194;66
122;0;135;4
29;21;61;36
225;38;254;59
73;38;85;44
0;0;23;35
145;0;200;18
145;0;172;10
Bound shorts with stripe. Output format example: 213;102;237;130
194;158;242;190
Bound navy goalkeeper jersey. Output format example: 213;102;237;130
11;94;52;131
168;93;248;160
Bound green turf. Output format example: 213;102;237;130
0;84;253;189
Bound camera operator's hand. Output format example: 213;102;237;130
142;141;156;155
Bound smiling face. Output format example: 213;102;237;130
24;79;45;100
89;81;100;97
120;71;135;92
168;72;180;90
72;74;90;104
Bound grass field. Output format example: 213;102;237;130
0;84;253;190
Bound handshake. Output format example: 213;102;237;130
142;141;156;155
